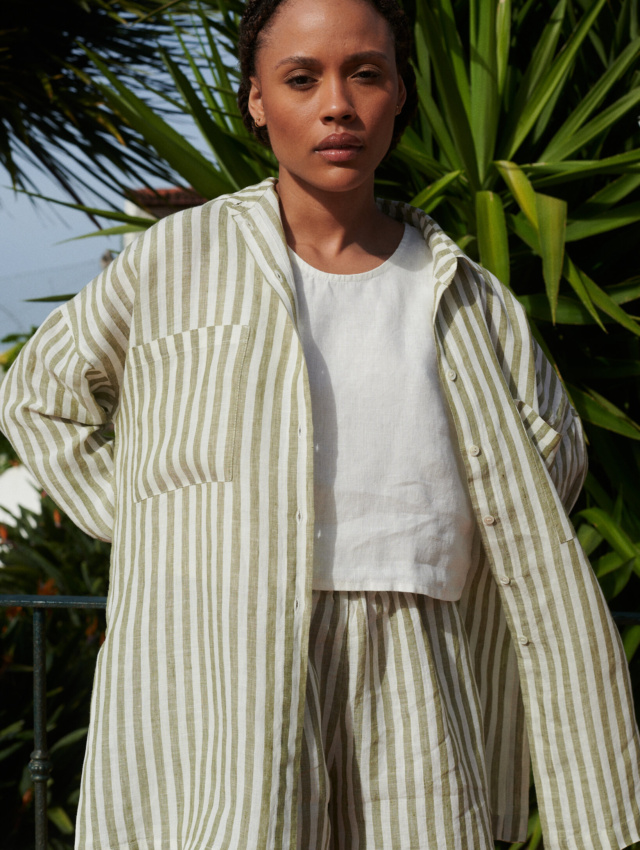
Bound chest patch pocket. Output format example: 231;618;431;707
128;324;250;502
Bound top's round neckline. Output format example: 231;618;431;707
286;223;412;283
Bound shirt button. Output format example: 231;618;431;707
518;634;530;646
468;445;481;457
483;515;496;526
296;509;302;523
275;270;283;281
499;575;511;586
446;369;457;381
294;597;300;610
298;425;303;437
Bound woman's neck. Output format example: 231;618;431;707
275;172;404;275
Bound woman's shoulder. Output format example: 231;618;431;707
378;197;505;293
387;200;521;320
377;197;473;268
135;178;278;246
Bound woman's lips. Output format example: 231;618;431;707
315;147;362;162
314;133;363;163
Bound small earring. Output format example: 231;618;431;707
395;105;402;115
255;116;265;127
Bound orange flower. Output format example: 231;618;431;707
37;578;57;596
53;509;61;527
0;525;8;542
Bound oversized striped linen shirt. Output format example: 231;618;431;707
0;177;638;850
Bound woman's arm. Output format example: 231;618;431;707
0;242;139;542
476;264;588;514
529;332;588;513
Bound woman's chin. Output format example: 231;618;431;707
279;165;376;197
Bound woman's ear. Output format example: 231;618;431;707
248;76;265;127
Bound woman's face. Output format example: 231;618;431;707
248;0;406;196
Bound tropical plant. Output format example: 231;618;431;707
0;0;214;206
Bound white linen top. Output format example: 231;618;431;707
288;222;476;600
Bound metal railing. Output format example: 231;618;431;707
1;594;639;850
1;595;107;850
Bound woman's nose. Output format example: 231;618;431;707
321;79;355;123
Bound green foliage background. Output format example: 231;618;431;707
1;0;640;846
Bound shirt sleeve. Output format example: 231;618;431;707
480;265;588;514
0;241;139;542
530;333;588;513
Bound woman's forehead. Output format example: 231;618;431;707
258;0;394;56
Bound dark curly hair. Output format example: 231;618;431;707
237;0;417;156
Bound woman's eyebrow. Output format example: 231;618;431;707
274;50;390;69
275;54;316;69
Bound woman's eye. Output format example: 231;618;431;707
354;68;381;81
286;74;315;88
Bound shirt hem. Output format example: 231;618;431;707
310;580;463;602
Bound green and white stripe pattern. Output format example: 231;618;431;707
298;589;495;849
0;177;638;849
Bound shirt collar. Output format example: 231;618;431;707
227;177;478;326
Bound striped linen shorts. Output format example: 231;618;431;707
297;590;494;850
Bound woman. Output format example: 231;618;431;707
0;0;639;848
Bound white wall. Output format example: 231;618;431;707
0;465;42;524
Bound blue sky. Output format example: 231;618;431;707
0;100;208;344
0;34;233;343
0;172;122;341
